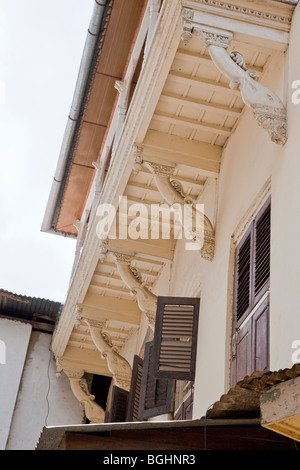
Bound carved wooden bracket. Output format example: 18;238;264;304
110;251;157;328
99;237;109;263
181;20;287;145
133;151;215;260
65;369;105;423
84;318;132;391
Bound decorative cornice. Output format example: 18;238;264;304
191;24;233;47
110;251;134;265
182;4;292;26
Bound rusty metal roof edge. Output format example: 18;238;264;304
35;418;262;450
0;288;62;321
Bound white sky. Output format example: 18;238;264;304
0;0;95;302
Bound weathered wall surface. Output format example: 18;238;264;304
0;318;32;449
0;320;84;450
167;42;299;418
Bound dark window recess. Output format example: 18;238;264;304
152;296;200;381
90;374;112;410
85;374;112;424
138;340;174;420
105;385;129;423
126;355;144;422
174;392;194;421
234;198;271;326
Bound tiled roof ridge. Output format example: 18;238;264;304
205;364;300;419
239;363;300;392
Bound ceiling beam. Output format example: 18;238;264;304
142;129;221;175
107;237;175;261
60;347;112;377
175;48;263;75
167;70;241;96
153;111;233;136
160;91;242;118
80;295;141;326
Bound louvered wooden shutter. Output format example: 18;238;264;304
234;226;253;323
254;199;271;302
174;393;194;420
234;198;271;325
152;297;200;381
106;385;129;423
138;340;174;420
126;355;144;422
231;320;252;386
252;296;269;372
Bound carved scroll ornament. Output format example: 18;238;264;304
185;23;287;145
140;160;215;261
84;319;132;391
111;251;157;328
65;369;105;423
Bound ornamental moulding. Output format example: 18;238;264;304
182;4;292;26
65;369;105;423
181;21;288;145
83;318;132;391
110;251;157;328
133;151;215;261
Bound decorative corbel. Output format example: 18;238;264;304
84;318;132;391
65;369;105;423
110;251;157;328
182;20;287;145
138;159;215;260
99;237;109;263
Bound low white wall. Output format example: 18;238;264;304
0;318;32;449
5;330;84;450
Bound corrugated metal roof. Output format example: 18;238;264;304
0;289;62;323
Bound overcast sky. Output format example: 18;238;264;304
0;0;94;302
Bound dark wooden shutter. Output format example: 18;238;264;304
138;340;174;420
231;320;252;386
254;199;271;303
106;385;129;423
232;199;271;386
126;355;144;422
252;297;269;372
152;297;200;381
233;198;271;326
234;226;253;324
174;393;194;420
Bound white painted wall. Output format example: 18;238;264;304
269;2;300;374
5;329;84;450
166;36;300;418
0;318;32;450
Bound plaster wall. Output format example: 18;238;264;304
5;330;84;450
0;318;31;450
169;41;300;418
269;3;300;373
